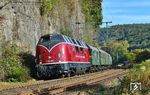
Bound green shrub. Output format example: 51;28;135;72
7;66;30;82
125;52;136;61
113;60;150;94
129;60;150;86
101;40;131;65
0;42;31;82
19;52;36;78
135;49;150;62
112;76;131;95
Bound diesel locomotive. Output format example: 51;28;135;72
35;33;112;79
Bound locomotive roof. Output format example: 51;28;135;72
41;33;87;48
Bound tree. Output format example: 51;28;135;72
101;40;131;65
135;49;150;63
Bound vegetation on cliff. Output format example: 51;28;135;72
40;0;103;26
0;42;34;82
80;0;102;46
80;0;102;26
60;28;73;37
40;0;59;16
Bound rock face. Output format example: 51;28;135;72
0;0;85;55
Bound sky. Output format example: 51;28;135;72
102;0;150;27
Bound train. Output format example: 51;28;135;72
35;33;112;79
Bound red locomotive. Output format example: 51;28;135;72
35;33;112;79
35;34;91;78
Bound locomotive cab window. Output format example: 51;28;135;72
75;46;79;53
51;35;64;42
80;47;84;54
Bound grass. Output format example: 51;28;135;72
71;60;150;95
0;79;38;88
0;82;22;88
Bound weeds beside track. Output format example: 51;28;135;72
0;69;127;95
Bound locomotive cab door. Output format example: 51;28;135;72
88;48;92;62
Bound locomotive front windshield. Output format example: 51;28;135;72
38;34;65;45
38;35;50;44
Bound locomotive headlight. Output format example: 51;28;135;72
39;59;42;64
39;61;42;64
58;52;62;58
48;56;51;59
38;55;42;64
58;52;62;62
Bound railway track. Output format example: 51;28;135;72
0;69;127;95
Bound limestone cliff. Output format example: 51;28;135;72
0;0;85;55
0;0;102;55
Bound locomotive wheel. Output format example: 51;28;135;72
67;73;71;77
67;72;73;77
62;74;65;78
36;72;42;80
83;71;86;74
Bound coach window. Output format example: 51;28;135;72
75;46;79;53
97;52;99;58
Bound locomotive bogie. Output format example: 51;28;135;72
36;62;91;79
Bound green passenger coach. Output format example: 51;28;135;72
89;46;100;65
87;45;112;68
99;49;112;66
